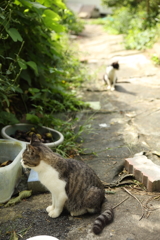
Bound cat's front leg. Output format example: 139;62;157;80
111;86;115;91
47;192;68;218
46;195;55;213
46;205;54;213
103;74;111;90
111;76;117;91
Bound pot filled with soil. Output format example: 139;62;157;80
1;123;64;148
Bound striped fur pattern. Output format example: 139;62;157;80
21;134;113;234
93;199;114;234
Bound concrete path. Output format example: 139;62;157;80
1;23;160;240
66;24;160;240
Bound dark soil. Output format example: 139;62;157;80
0;209;79;240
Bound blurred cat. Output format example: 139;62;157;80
103;61;119;91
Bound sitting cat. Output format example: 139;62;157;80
103;61;119;91
21;134;113;234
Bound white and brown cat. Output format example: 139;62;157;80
21;134;113;234
103;61;119;91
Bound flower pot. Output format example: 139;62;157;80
0;139;26;203
1;123;64;148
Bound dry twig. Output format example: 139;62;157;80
123;187;144;220
113;197;129;209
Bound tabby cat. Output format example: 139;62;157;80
103;61;119;91
21;134;113;234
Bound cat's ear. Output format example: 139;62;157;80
30;133;41;144
28;144;35;152
25;144;35;154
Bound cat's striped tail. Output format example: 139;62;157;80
92;199;114;234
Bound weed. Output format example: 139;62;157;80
151;54;160;65
94;7;160;50
0;0;91;156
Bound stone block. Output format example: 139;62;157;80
125;153;160;192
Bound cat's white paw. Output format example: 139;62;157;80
46;205;54;213
111;86;115;91
107;86;111;90
48;209;61;218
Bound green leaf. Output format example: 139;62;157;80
26;113;40;124
6;69;12;75
37;0;65;9
28;88;40;94
42;9;64;31
31;2;47;9
27;61;39;76
16;0;47;9
0;14;5;20
49;67;65;74
17;57;27;69
0;112;19;125
20;70;31;86
15;87;23;93
6;28;23;42
3;95;10;107
51;23;65;33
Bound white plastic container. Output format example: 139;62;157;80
27;236;59;240
0;139;26;203
1;123;64;148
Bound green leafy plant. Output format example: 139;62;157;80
0;0;87;119
151;54;160;65
26;112;93;157
0;0;90;155
124;27;156;50
60;8;85;35
97;5;159;50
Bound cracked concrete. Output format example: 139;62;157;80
1;23;160;240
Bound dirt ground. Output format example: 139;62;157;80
1;23;160;240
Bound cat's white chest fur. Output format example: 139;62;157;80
104;65;117;91
106;66;116;83
33;161;63;191
33;160;68;218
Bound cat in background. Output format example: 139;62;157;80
103;61;120;91
21;134;114;235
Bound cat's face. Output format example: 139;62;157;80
112;62;119;70
21;133;43;169
21;144;41;169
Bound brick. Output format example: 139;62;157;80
125;153;160;192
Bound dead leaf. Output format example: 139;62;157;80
5;190;32;207
9;231;18;240
0;160;12;167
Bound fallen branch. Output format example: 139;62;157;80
113;197;129;209
123;187;144;220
